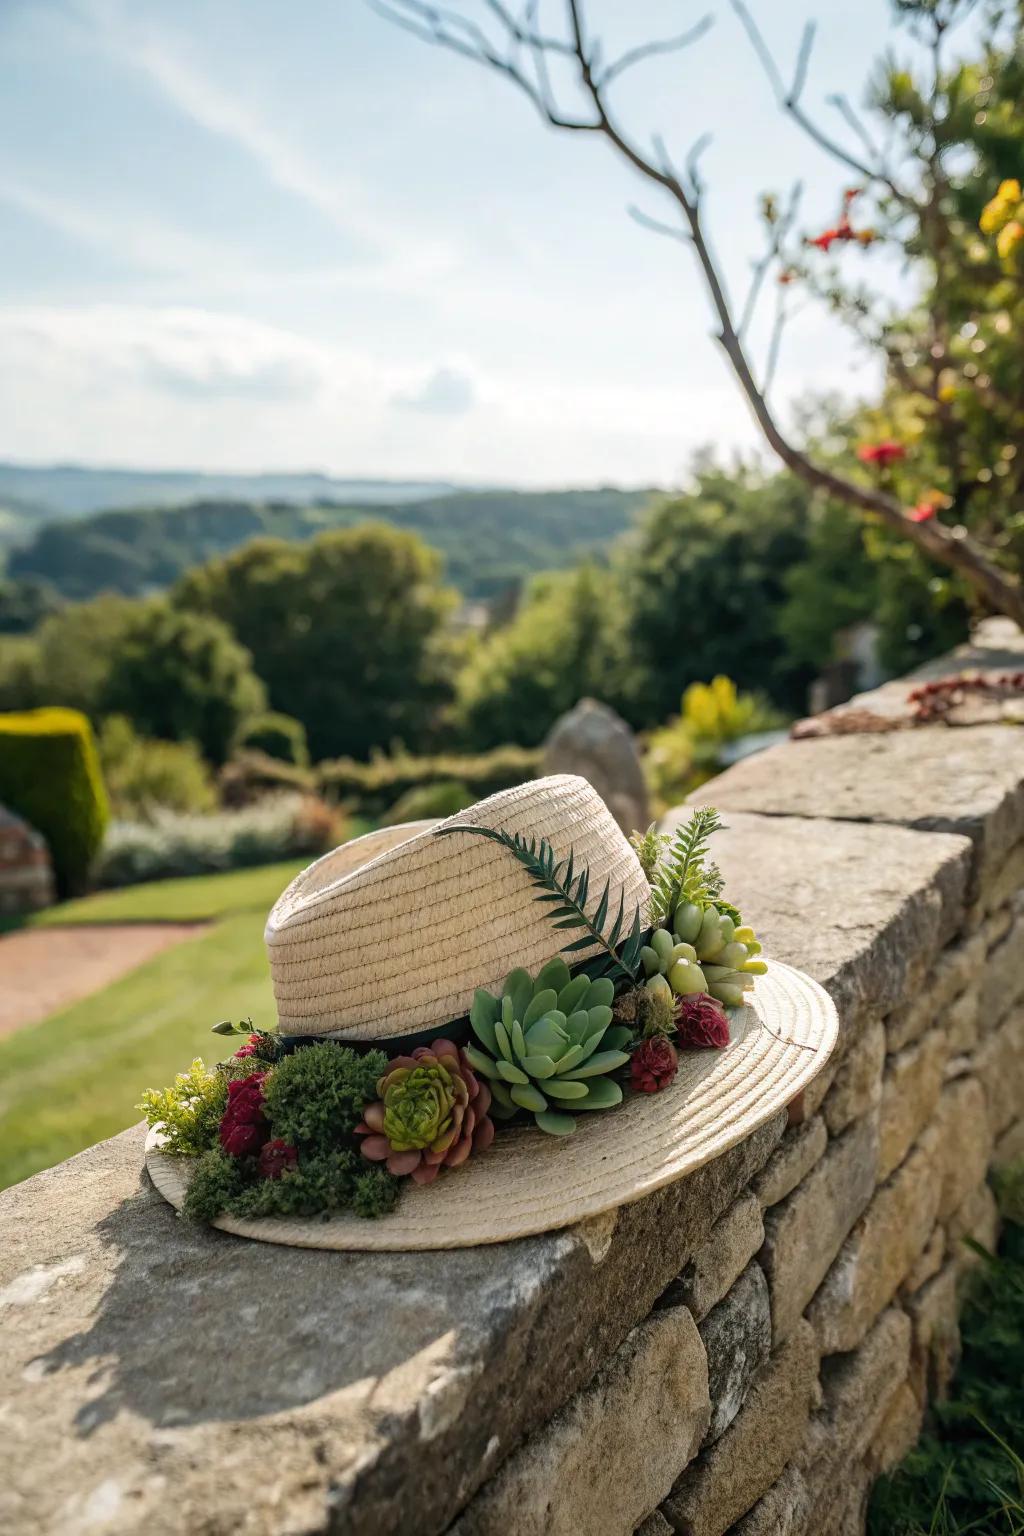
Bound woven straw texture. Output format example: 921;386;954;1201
146;959;837;1251
265;775;650;1039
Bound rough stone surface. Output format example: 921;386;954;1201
729;1466;811;1536
980;916;1024;1028
0;1118;784;1536
689;724;1024;892
760;1112;879;1345
451;1308;710;1536
662;1321;818;1536
983;839;1024;916
0;802;55;914
902;1225;945;1297
932;1077;993;1221
885;933;984;1051
947;1183;1001;1276
869;1382;925;1477
799;1309;912;1520
543;698;649;835
907;1264;961;1402
659;810;970;1024
975;1006;1024;1136
877;1028;949;1181
752;1117;828;1210
698;1263;771;1445
635;1515;674;1536
994;1118;1024;1168
667;1193;764;1324
823;1019;885;1136
807;1128;942;1354
945;982;982;1055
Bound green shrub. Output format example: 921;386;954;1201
98;715;217;817
645;677;787;811
318;744;539;818
382;779;475;825
219;749;315;808
0;707;109;894
95;794;343;887
235;711;310;767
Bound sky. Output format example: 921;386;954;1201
0;0;967;486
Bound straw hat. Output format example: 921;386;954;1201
145;774;838;1250
265;775;651;1040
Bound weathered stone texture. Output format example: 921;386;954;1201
662;1321;818;1536
907;1264;961;1402
885;933;984;1051
823;1019;885;1136
807;1130;941;1354
668;1193;764;1324
974;1006;1024;1136
689;723;1024;892
979;915;1024;1026
729;1466;811;1536
947;1183;1001;1276
932;1077;993;1221
0;1118;784;1536
902;1225;945;1297
635;1515;674;1536
543;698;650;836
994;1118;1024;1168
877;1028;949;1181
760;1112;879;1345
752;1116;827;1210
698;1262;771;1445
451;1309;710;1536
869;1382;925;1478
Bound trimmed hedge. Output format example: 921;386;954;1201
317;745;541;818
235;711;310;768
0;708;110;894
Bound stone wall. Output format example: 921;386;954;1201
0;802;55;914
1;624;1023;1536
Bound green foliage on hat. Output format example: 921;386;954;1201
139;1059;228;1158
465;957;633;1135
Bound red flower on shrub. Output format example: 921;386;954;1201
258;1139;298;1179
630;1036;679;1094
233;1034;262;1059
676;994;731;1051
909;500;937;523
856;440;906;467
219;1073;269;1157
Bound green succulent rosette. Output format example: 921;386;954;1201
464;957;633;1136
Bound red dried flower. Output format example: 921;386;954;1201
233;1033;262;1059
258;1139;298;1180
630;1036;679;1094
809;226;842;251
219;1073;269;1158
909;501;937;522
676;994;731;1051
857;440;906;467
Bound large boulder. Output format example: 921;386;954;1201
0;802;55;914
543;698;649;835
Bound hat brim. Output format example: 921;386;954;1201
145;960;836;1251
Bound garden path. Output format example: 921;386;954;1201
0;923;206;1036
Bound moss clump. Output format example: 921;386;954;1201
261;1042;388;1153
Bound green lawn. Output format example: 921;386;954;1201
0;860;306;1191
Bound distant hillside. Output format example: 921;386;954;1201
7;488;655;600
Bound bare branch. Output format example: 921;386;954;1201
761;286;787;395
684;132;713;199
627;205;690;243
738;180;802;339
598;15;714;88
827;92;883;164
480;0;575;53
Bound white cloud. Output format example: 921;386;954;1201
393;366;477;416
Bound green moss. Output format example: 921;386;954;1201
225;1148;399;1220
0;706;109;894
182;1148;246;1222
261;1043;388;1153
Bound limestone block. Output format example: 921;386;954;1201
823;1019;885;1136
907;1263;960;1402
669;1193;764;1324
728;1465;811;1536
983;840;1024;916
698;1262;771;1445
636;1516;674;1536
688;723;1024;895
0;1118;785;1536
975;1007;1024;1136
877;1028;949;1181
657;809;969;1023
931;1077;993;1221
869;1381;925;1476
662;1322;818;1536
807;1129;942;1353
752;1116;828;1210
994;1118;1024;1168
885;933;984;1051
946;982;982;1055
452;1309;710;1536
760;1112;879;1345
902;1225;945;1297
947;1182;1001;1276
980;915;1024;1027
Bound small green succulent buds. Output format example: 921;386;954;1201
465;958;632;1136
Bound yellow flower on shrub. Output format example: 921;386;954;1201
996;219;1024;259
980;179;1022;234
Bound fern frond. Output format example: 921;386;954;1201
648;806;727;925
437;823;645;982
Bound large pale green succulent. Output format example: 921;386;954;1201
465;957;632;1135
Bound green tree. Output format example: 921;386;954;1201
618;464;813;724
175;524;458;761
454;564;630;749
101;603;266;763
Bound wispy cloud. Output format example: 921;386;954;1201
394;366;477;416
